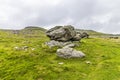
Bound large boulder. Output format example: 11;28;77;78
46;25;76;42
57;47;85;58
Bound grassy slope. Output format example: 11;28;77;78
0;30;120;80
76;29;113;37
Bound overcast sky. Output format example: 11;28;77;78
0;0;120;33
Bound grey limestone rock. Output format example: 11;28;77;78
46;25;76;42
45;25;87;59
57;47;85;58
45;40;72;48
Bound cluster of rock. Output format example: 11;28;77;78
46;25;89;42
46;25;88;58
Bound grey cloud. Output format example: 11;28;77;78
0;0;120;33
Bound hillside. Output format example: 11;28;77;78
0;26;46;38
1;26;118;38
22;26;46;31
0;28;120;80
76;29;113;37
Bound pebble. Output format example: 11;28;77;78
31;48;35;51
58;62;64;65
85;61;91;64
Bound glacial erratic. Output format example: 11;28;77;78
45;25;87;58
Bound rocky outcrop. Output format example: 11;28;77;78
45;40;86;58
46;25;77;42
46;25;89;42
45;25;86;58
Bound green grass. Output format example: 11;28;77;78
0;30;120;80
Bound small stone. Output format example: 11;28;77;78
14;46;20;50
31;48;35;51
85;61;91;64
22;46;29;50
14;46;19;49
58;62;64;65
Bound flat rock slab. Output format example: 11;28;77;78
45;40;72;48
57;47;85;58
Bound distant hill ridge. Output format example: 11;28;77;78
76;29;113;36
0;26;46;31
23;26;46;31
0;26;120;37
